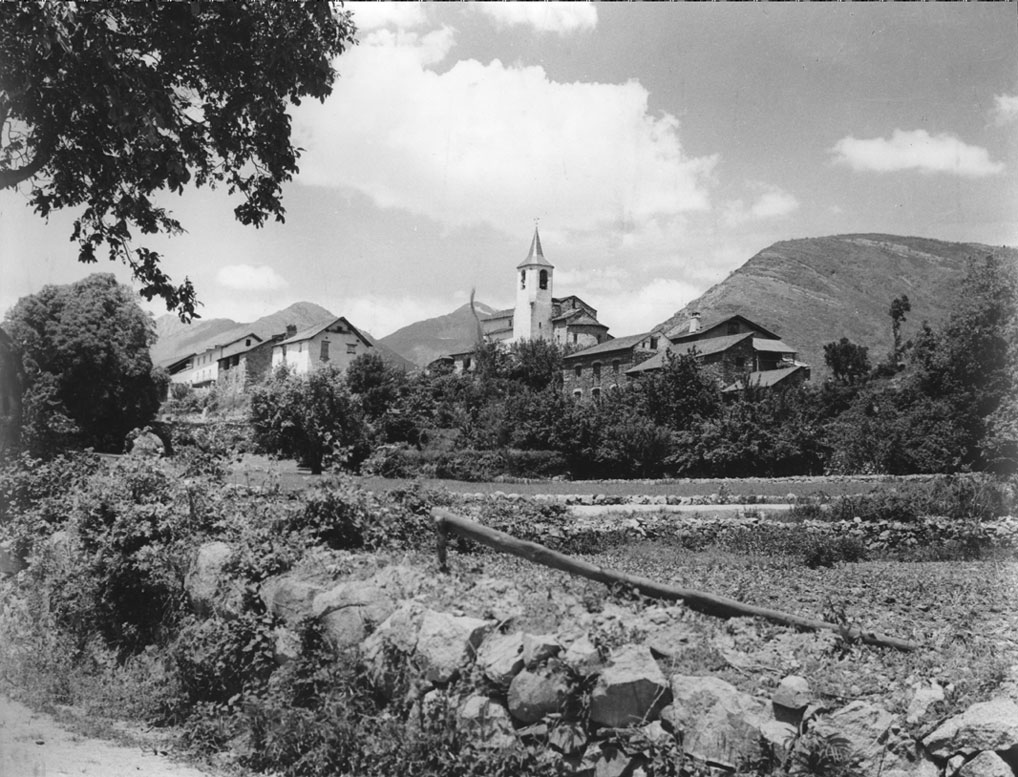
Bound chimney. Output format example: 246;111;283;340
285;324;297;338
688;312;701;334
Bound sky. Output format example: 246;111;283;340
1;3;1016;339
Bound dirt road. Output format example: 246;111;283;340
0;697;219;777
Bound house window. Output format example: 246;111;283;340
612;360;620;374
572;333;578;344
650;336;659;350
735;356;746;371
574;365;582;377
298;343;303;353
520;270;526;289
281;345;287;357
591;388;601;401
321;340;330;362
346;342;357;354
245;339;251;346
539;269;548;290
463;356;472;370
573;390;582;399
592;362;601;381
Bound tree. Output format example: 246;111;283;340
3;273;162;454
1;2;355;320
889;294;911;363
249;365;365;475
823;338;871;384
635;351;720;431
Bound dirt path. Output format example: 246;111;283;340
0;697;221;777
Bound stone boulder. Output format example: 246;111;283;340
476;631;525;687
185;541;243;618
508;666;572;724
810;701;910;775
906;681;945;725
958;751;1014;777
923;698;1018;761
773;675;812;712
589;645;671;728
312;581;395;652
415;610;492;684
458;695;517;750
259;574;326;627
562;635;602;678
662;674;770;764
522;633;562;667
361;602;429;697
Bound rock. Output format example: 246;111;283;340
662;674;770;764
522;633;562;667
312;581;395;652
458;695;517;749
462;577;525;624
273;626;301;665
369;564;434;600
563;635;602;677
259;574;325;627
760;720;797;763
415;610;492;684
906;681;945;725
476;632;525;686
0;540;26;577
810;701;907;775
361;602;428;698
639;721;676;747
507;666;571;724
185;541;242;618
128;430;163;457
958;751;1014;777
773;675;812;712
923;698;1018;760
645;621;698;659
589;645;671;728
594;745;639;777
549;722;588;756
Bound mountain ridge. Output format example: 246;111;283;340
379;300;496;367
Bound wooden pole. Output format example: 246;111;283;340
432;507;919;652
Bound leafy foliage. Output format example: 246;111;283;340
3;274;163;454
0;1;355;318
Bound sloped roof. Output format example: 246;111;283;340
563;332;652;360
625;334;753;375
667;314;780;342
277;316;372;348
483;308;513;321
752;338;795;353
723;365;808;392
517;226;553;269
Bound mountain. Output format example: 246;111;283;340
151;301;335;365
380;301;497;367
654;234;1018;380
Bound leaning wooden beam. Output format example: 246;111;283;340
432;507;919;652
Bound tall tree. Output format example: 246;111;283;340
823;337;871;384
3;273;163;454
889;294;911;365
1;1;355;319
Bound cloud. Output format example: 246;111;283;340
831;129;1004;177
595;278;701;334
292;29;717;247
216;264;288;292
991;93;1018;125
348;2;426;32
475;3;597;35
722;185;799;226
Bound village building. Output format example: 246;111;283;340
439;227;612;373
561;332;666;399
626;313;810;391
167;331;262;389
270;316;373;375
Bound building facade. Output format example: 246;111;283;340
561;332;665;399
270;317;373;375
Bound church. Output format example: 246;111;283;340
480;226;610;349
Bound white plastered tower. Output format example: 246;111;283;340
513;226;555;342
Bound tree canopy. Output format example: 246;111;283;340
0;1;355;320
3;273;163;454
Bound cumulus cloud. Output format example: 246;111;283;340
476;3;597;35
216;264;288;292
991;93;1018;125
292;29;716;246
831;129;1004;177
348;2;426;32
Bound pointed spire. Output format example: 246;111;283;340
517;223;553;268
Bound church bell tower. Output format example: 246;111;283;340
513;226;554;342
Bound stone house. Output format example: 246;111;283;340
628;313;809;391
561;332;666;400
167;331;262;389
270;317;373;375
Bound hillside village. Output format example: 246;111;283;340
160;226;810;403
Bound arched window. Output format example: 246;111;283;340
591;388;601;401
592;362;601;381
539;269;548;290
520;270;526;289
573;389;582;399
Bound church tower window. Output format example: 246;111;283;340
539;269;548;290
520;271;526;289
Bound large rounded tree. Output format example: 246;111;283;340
4;273;163;454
